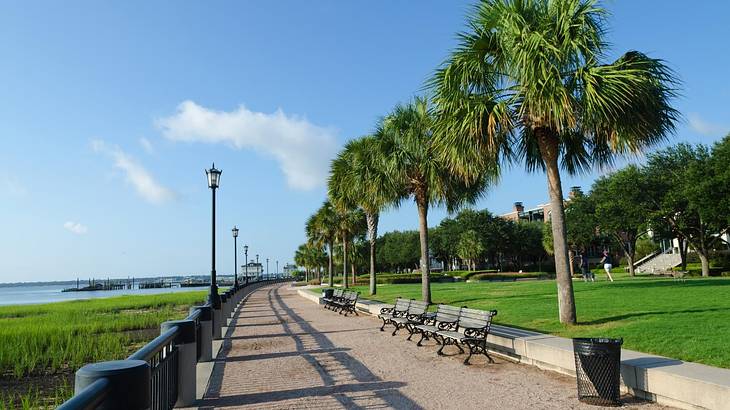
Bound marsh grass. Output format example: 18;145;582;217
0;291;207;407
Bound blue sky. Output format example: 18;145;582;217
1;1;728;283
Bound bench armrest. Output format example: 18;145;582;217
437;320;458;331
379;305;395;314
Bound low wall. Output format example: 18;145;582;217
297;287;730;410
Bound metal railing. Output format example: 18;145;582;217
58;279;289;410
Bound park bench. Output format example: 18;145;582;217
413;304;462;347
331;291;359;316
322;288;344;310
435;307;498;365
388;300;429;338
378;298;411;332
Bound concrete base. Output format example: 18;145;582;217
298;287;730;410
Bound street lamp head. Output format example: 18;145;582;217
244;245;248;253
205;163;222;189
232;226;239;238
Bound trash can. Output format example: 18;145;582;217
572;338;623;406
322;288;334;299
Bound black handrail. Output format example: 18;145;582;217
57;378;111;410
58;279;288;409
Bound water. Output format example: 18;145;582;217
0;283;210;306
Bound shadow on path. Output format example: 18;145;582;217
201;284;422;409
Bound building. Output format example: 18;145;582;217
283;263;298;277
499;186;584;223
240;262;263;280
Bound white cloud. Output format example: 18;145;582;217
688;113;729;137
64;221;88;235
91;139;176;204
139;137;154;154
156;101;339;190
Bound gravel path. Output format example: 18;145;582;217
200;283;671;409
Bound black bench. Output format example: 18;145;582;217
435;307;497;364
332;291;359;316
413;304;462;347
377;298;411;332
322;288;343;310
389;300;429;339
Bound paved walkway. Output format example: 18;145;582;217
199;283;669;409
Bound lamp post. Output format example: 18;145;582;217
244;245;249;285
232;226;239;289
256;254;259;280
276;260;279;278
205;163;222;309
266;258;269;280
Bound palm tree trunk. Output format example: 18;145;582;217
342;235;349;289
537;129;577;325
366;212;379;295
416;199;431;304
328;241;334;287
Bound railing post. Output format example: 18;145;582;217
75;360;150;410
221;293;229;325
212;302;222;340
191;305;212;361
161;320;196;407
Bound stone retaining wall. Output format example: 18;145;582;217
297;286;730;410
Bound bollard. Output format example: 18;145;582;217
161;320;197;407
190;305;212;361
75;360;150;410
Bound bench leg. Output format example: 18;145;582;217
464;343;474;365
406;325;415;341
391;323;401;336
437;339;448;355
379;318;388;331
416;330;427;346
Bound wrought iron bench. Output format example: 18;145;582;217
332;291;360;316
378;298;411;332
389;300;429;338
435;307;498;365
323;288;343;310
413;304;462;346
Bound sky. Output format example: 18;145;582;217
1;1;728;283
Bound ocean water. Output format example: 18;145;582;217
0;283;209;306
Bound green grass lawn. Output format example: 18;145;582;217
335;270;730;369
0;291;207;408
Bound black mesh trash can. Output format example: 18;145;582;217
573;338;623;406
322;288;334;299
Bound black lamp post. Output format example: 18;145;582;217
266;258;269;279
206;163;222;309
232;226;239;289
244;245;249;285
256;254;259;280
276;260;279;278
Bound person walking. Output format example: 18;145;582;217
580;251;594;282
600;251;614;282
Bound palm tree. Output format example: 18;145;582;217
377;97;494;303
334;207;366;289
306;201;339;286
431;0;678;324
329;136;396;295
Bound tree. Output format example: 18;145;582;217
591;165;650;276
377;97;494;303
334;207;366;288
457;230;483;270
306;201;339;286
645;142;730;276
294;243;326;283
329;136;397;295
377;231;421;272
543;194;602;274
432;0;678;323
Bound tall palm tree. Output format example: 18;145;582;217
377;97;494;303
329;136;396;295
334;207;366;289
306;201;339;286
431;0;678;324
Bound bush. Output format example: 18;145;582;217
470;272;552;281
446;270;498;279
